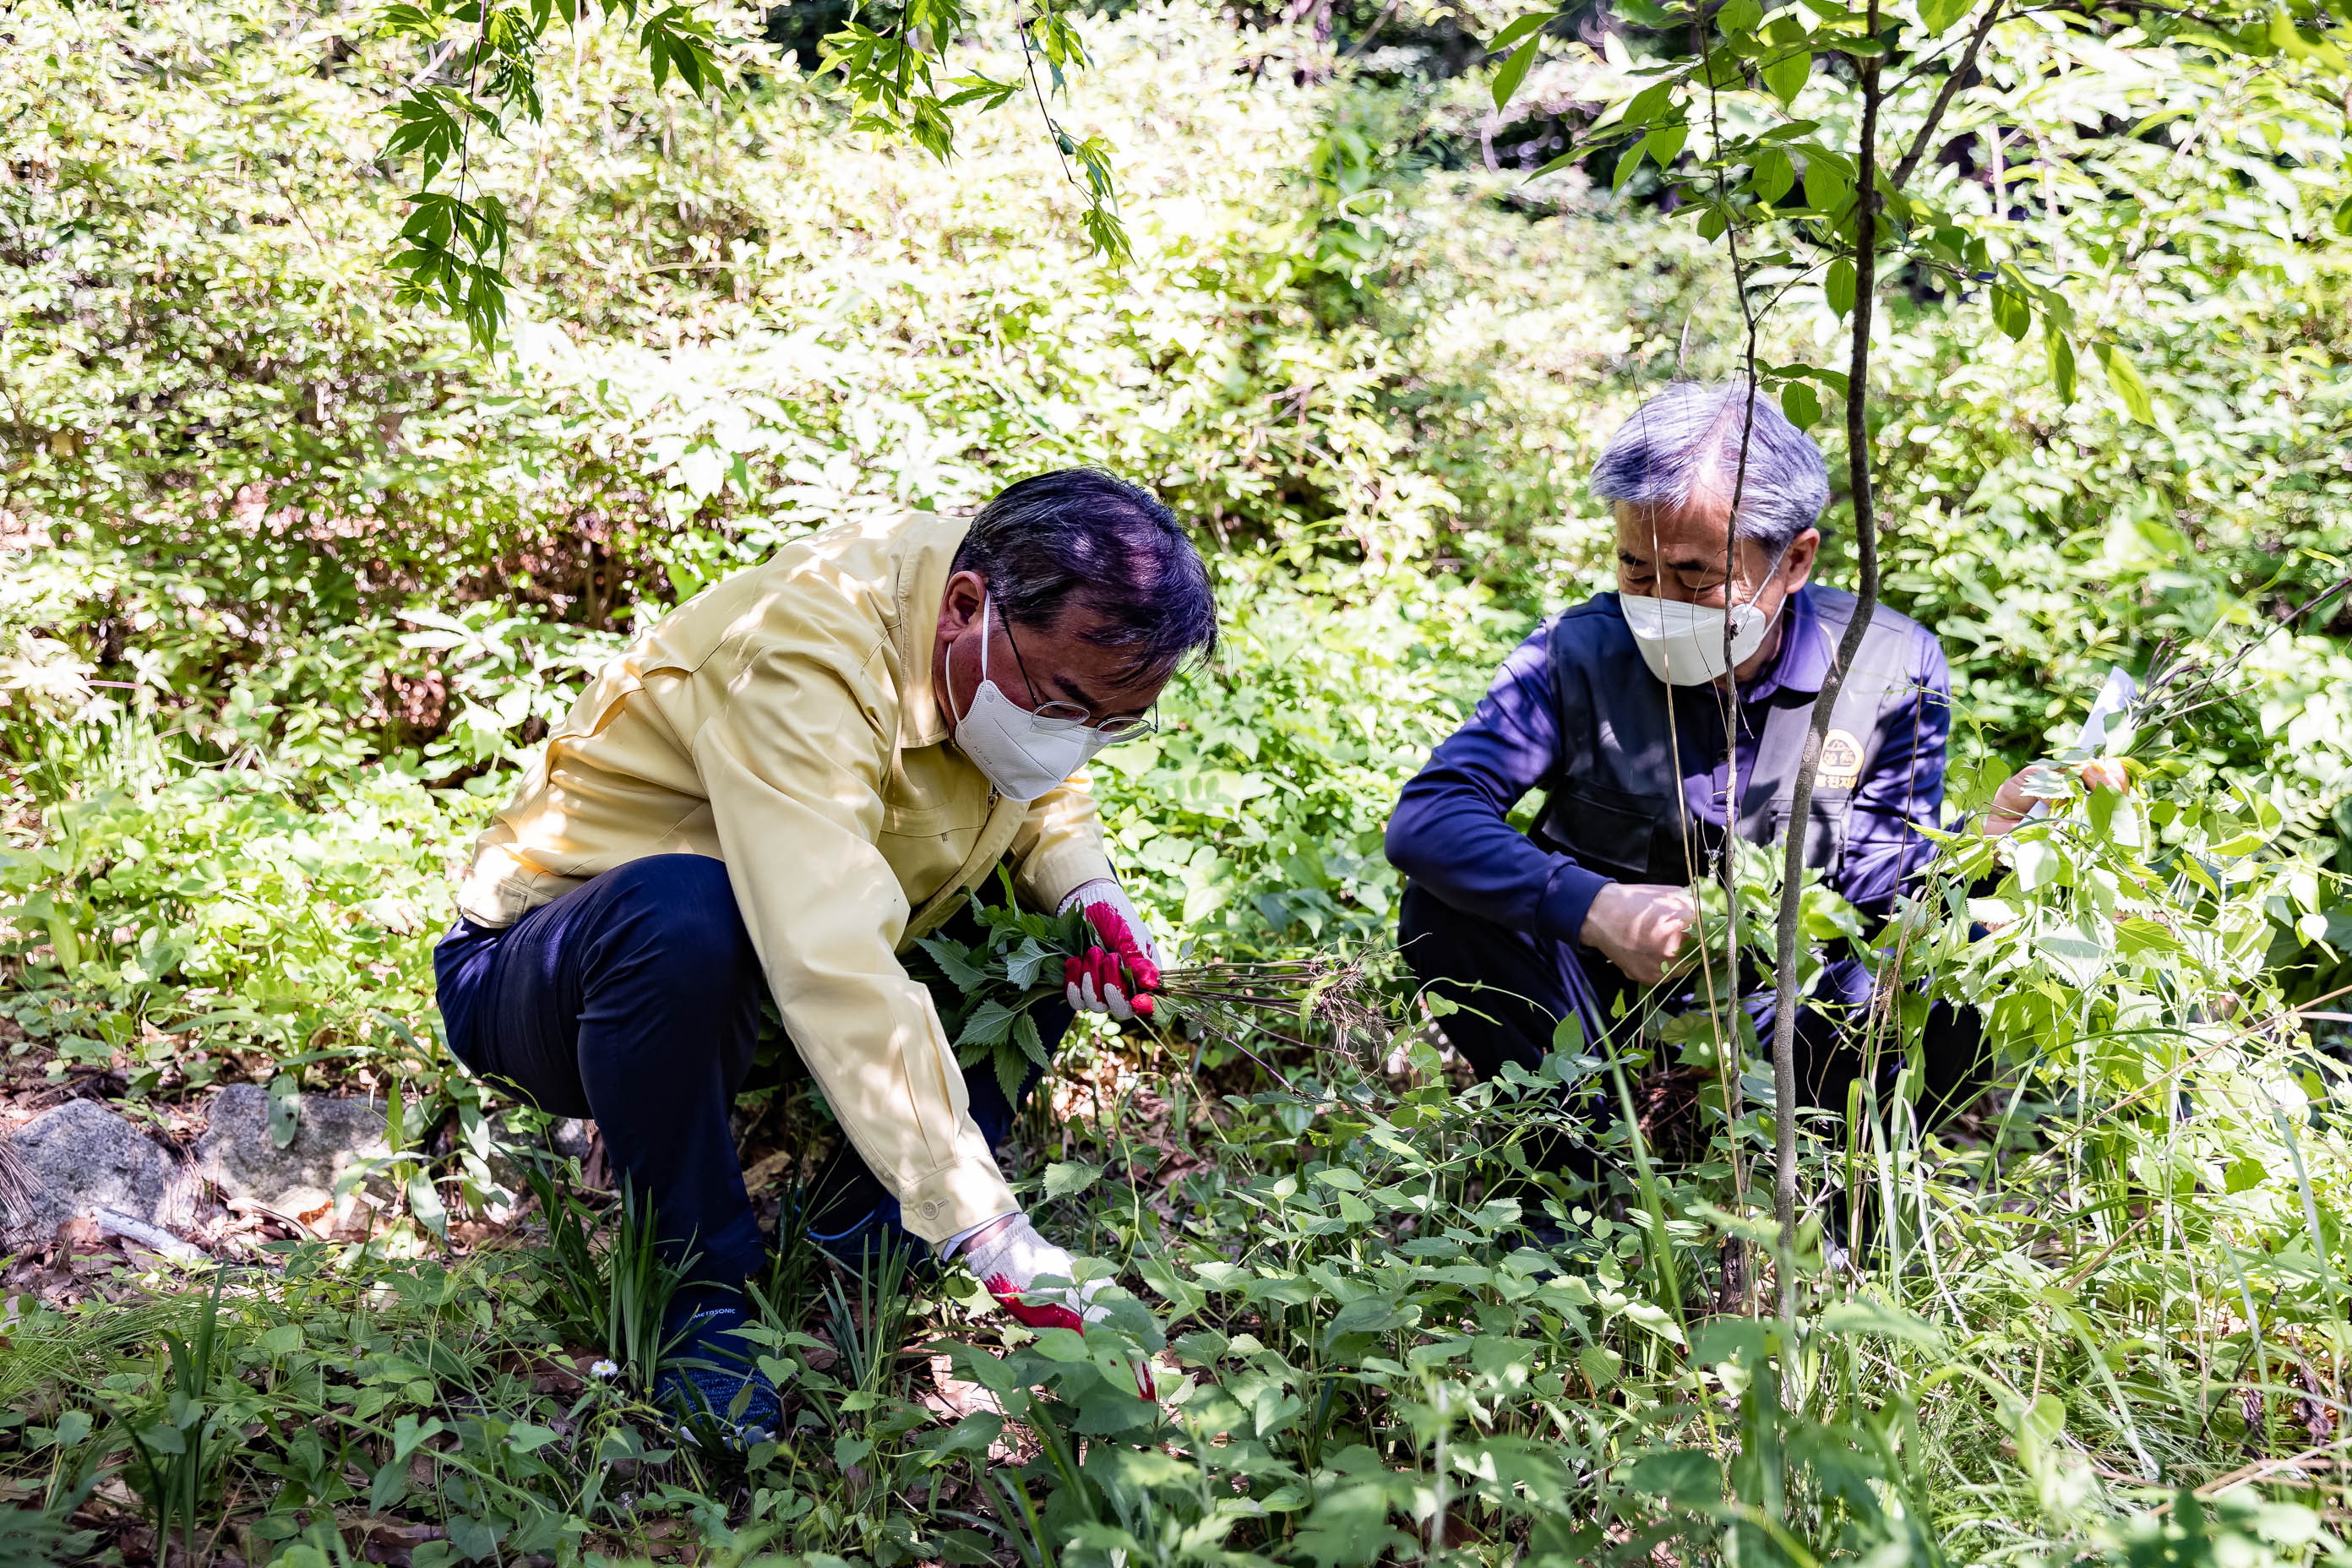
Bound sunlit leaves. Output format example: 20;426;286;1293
1750;145;1794;204
636;5;720;94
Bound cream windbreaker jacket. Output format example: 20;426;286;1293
455;512;1118;1243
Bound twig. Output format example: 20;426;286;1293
1892;0;2007;191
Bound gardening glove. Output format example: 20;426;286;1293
960;1213;1156;1399
1059;878;1162;1021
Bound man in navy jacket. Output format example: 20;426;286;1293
1386;384;1990;1125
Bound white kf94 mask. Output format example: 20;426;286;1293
947;594;1113;803
1619;551;1791;687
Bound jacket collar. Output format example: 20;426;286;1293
1744;583;1827;700
892;512;973;750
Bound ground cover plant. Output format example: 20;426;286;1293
7;0;2352;1562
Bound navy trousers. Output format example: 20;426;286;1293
433;854;1064;1288
1397;879;1980;1136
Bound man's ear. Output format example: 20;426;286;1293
937;569;989;640
1781;528;1822;587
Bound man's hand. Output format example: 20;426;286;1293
957;1214;1156;1398
1980;760;2129;836
1580;882;1698;986
1060;879;1162;1021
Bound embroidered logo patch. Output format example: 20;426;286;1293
1816;728;1865;791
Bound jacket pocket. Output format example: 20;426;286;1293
1539;780;1670;883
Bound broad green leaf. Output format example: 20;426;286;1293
1781;379;1822;428
956;999;1018;1048
1717;0;1764;31
1630;1449;1721;1505
1990;284;2031;340
1803;153;1850;213
1761;45;1811;106
1919;0;1976;35
2092;342;2157;425
1824;255;1856;316
1492;36;1540;109
1485;11;1555;55
1044;1159;1103;1200
2046;329;2077;401
1751;146;1794;203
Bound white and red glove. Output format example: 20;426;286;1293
961;1214;1155;1398
1059;879;1162;1021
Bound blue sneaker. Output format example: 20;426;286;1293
654;1299;781;1449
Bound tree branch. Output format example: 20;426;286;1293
1771;21;1886;1325
1892;0;2006;192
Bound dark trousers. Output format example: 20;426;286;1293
433;854;1065;1288
1397;880;1983;1151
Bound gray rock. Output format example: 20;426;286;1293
0;1099;195;1247
194;1086;397;1218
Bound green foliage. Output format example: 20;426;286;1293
13;0;2352;1563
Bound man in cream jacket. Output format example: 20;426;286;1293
433;470;1212;1430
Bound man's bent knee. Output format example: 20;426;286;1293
585;856;756;989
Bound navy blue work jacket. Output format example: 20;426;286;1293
1385;584;1952;947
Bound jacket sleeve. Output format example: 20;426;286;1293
1838;628;1952;922
1384;625;1612;943
691;641;1018;1246
1010;767;1118;912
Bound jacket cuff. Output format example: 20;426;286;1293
898;1156;1022;1245
1021;841;1119;913
1538;863;1611;946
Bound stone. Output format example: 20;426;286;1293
0;1099;196;1247
194;1085;397;1219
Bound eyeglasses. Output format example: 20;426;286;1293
999;612;1159;740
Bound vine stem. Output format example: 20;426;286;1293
1770;0;1885;1325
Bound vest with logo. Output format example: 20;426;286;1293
1530;586;1919;887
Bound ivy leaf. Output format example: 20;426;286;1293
2092;342;2157;425
1492;35;1540;109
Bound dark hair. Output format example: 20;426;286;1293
953;469;1218;681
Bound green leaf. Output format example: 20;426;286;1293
956;999;1019;1048
1492;36;1540;109
1013;1010;1048;1068
2224;1157;2268;1194
2046;329;2077;402
2092;341;2157;425
1630;1449;1721;1506
1990;284;2032;340
1485;11;1556;54
1044;1160;1104;1200
1919;0;1976;35
1750;146;1794;203
269;1074;300;1150
1824;255;1855;316
1803;153;1850;214
1761;44;1810;106
1780;379;1821;428
1716;0;1763;31
1613;142;1652;194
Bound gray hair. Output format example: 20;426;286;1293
1588;382;1830;555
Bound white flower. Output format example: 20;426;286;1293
590;1358;620;1380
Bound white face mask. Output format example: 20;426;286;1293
1619;548;1791;686
947;595;1113;803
